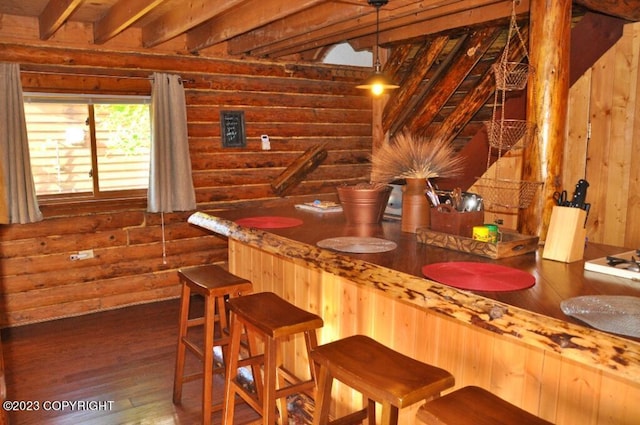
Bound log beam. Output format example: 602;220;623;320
519;0;572;239
407;27;501;134
271;143;328;196
382;36;449;136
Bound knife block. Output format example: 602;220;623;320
543;206;587;263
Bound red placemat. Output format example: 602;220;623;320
235;216;303;229
421;262;535;292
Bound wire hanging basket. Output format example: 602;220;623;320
492;61;534;91
492;0;534;91
474;178;542;209
484;119;536;150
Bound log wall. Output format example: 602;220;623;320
0;16;372;327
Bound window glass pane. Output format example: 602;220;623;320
25;103;93;195
24;96;151;198
94;104;150;192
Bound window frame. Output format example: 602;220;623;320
23;93;152;207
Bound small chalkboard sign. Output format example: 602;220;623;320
220;110;246;148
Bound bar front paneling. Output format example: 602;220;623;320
198;212;640;424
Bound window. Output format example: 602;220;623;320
24;94;151;200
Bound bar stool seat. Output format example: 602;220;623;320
172;264;252;425
311;334;455;425
223;291;324;425
417;386;554;425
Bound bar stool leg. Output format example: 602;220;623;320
312;366;333;425
201;293;215;425
172;283;191;404
222;312;243;425
263;338;279;424
381;401;399;425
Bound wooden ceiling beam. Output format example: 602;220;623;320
94;0;167;45
141;0;245;48
185;0;325;53
267;0;512;59
433;26;530;144
351;0;528;51
382;35;449;134
574;0;640;21
226;2;368;56
407;26;502;133
390;35;467;135
38;0;84;40
246;0;465;58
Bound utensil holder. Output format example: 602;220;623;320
430;204;484;238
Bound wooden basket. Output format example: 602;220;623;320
430;205;483;238
417;228;539;259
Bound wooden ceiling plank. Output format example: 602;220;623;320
351;0;529;51
38;0;84;40
407;26;502;133
242;0;462;57
384;42;414;82
94;0;168;45
141;0;246;48
574;0;640;21
266;0;502;59
382;35;449;134
434;26;529;144
238;0;453;56
227;2;368;55
390;35;468;135
185;0;326;53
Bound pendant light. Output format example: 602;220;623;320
356;0;399;96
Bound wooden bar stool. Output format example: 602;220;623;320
311;334;455;425
417;386;554;425
172;264;252;425
223;291;324;425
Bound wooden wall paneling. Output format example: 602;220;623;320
227;240;640;425
629;41;640;248
604;23;636;247
555;359;602;425
582;22;639;248
588;33;614;244
564;71;591;187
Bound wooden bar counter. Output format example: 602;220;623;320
190;206;640;425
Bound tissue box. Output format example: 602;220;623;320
430;204;484;238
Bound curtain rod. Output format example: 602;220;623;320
20;69;195;83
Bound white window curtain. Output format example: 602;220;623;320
0;62;43;224
148;72;196;213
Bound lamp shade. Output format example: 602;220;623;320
356;69;399;96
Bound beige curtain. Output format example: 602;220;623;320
0;62;42;224
0;160;8;224
148;72;196;213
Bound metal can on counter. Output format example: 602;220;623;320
472;224;499;243
484;224;499;243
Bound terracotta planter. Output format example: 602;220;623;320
401;178;430;233
337;184;392;225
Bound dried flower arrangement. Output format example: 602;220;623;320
370;131;464;183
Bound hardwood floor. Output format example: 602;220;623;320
1;299;261;425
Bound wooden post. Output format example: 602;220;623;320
519;0;572;240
